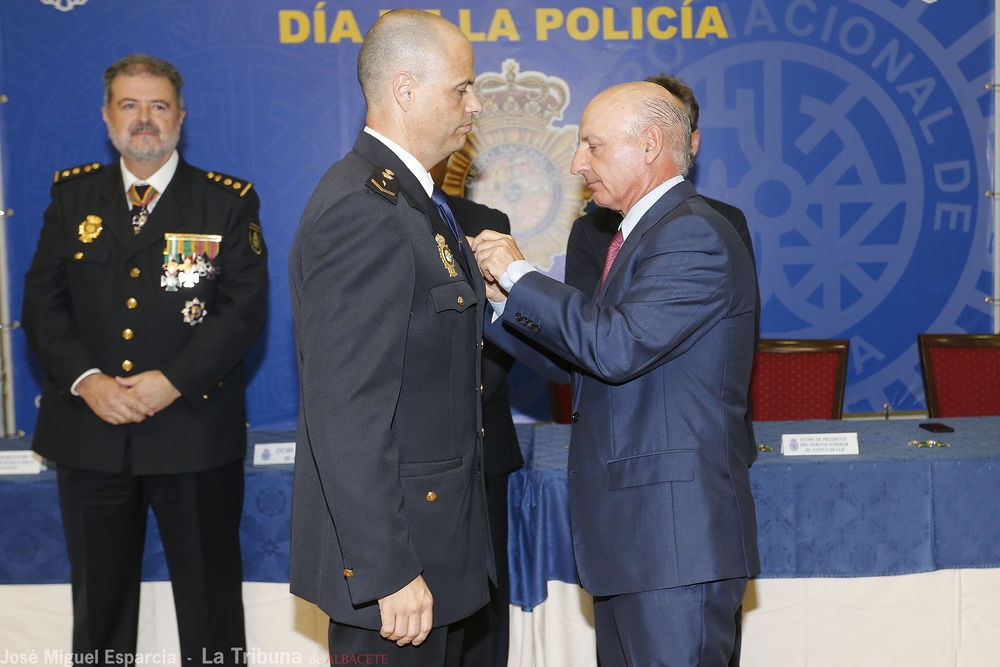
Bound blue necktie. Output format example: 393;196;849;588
430;187;464;248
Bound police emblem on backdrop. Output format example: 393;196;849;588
182;298;207;326
77;215;103;243
435;234;458;278
441;59;587;271
162;233;222;292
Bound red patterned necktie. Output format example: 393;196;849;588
599;228;624;291
127;183;158;235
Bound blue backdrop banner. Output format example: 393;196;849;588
0;0;993;432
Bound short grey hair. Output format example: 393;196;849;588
357;9;457;105
103;54;184;110
629;92;693;176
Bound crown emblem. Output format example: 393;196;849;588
444;59;586;272
473;59;570;127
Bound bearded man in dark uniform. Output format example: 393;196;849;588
21;54;268;665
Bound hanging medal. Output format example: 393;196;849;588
128;184;157;235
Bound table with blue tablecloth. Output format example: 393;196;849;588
3;419;1000;666
0;431;331;662
505;417;1000;667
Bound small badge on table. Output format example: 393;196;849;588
0;451;47;475
781;432;859;456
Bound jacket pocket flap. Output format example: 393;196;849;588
606;450;695;490
430;282;477;313
65;242;112;264
399;457;463;478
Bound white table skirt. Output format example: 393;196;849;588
3;570;999;666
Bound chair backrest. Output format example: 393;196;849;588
749;339;850;421
918;333;1000;418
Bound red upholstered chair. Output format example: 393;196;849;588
918;333;1000;418
749;339;850;421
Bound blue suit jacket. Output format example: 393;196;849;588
486;180;760;596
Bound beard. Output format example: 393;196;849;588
109;120;180;163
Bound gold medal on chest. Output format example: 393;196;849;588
435;234;457;278
78;215;103;243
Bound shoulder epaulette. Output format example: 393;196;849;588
206;171;254;197
53;162;103;184
365;166;399;204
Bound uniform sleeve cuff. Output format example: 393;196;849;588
70;368;102;396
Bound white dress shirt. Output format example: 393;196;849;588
120;149;179;212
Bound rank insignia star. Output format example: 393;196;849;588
366;166;399;204
182;298;207;326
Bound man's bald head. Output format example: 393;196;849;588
357;9;466;106
572;82;694;214
607;82;693;176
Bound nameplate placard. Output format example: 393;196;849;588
781;432;859;456
253;442;296;466
0;451;47;474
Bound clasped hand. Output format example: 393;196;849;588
76;370;182;425
469;230;525;303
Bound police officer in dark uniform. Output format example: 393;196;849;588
21;54;268;665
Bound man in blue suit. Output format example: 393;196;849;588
471;82;760;666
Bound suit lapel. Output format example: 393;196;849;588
596;180;697;303
97;162;136;249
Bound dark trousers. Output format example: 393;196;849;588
57;454;246;666
328;620;464;667
594;578;747;667
459;472;511;667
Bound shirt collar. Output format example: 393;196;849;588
120;150;180;203
364;126;434;198
619;174;686;241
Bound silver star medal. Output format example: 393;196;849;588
182;298;207;326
